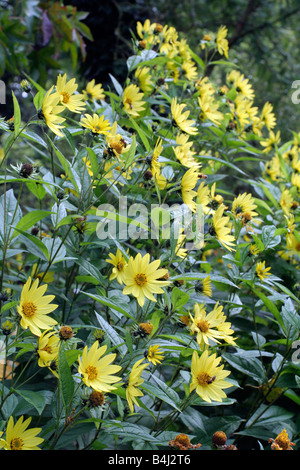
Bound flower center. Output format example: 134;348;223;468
61;92;70;104
134;273;147;286
116;261;124;272
22;301;37;317
10;437;24;450
86;365;98;380
125;98;133;109
41;345;52;354
196;319;209;332
197;372;216;386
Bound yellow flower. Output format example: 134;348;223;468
37;329;60;370
280;189;293;215
126;358;148;412
231;192;258;220
261;101;276;130
173;133;199;168
31;263;54;284
227;70;254;100
82;79;105;102
181;60;198;81
198;94;223;126
55;73;86;113
261;130;281;154
17;277;58;336
255;261;271;281
0;416;44;450
291;172;300;190
135;66;154;94
216;25;229;58
146;345;164;365
122;84;146;117
122;252;170;307
80;113;112;135
189;302;236;349
106;121;129;158
151;137;163;180
269;429;295;450
78;341;121;393
195;275;212;297
210;205;235;251
171;97;198;135
181;166;200;212
40;86;65;137
190;349;232;403
106;248;128;285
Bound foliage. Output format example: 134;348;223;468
0;17;299;451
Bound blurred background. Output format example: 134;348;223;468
1;0;300;141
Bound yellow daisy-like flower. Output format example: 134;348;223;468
135;66;154;94
231;192;258;220
173;133;199;168
80;113;112;135
209;205;235;252
171;97;198;135
126;358;148;412
55;73;86;113
40;86;66;137
146;344;164;365
150;137;163;180
261;101;276;131
37;329;60;369
181;166;200;212
17;277;58;337
106;248;128;285
122;84;146;118
198;94;223;126
78;341;122;393
82;79;105;102
190;349;232;403
122;253;170;307
189;302;236;349
255;261;271;281
106;121;129;159
280;189;293;215
195;275;212;297
0;416;44;450
261;130;281;154
216;25;229;58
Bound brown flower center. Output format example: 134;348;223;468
134;273;147;286
10;437;24;450
196;319;209;332
61;92;70;104
197;372;216;386
22;301;37;317
116;262;124;272
86;365;98;380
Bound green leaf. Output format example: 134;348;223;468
95;311;128;357
12;90;21;137
81;292;135;320
252;287;283;327
222;351;267;384
10;210;51;240
14;389;46;415
142;378;181;411
58;344;75;413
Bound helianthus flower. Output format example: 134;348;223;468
255;261;271;281
146;344;164;365
122;253;170;307
231;192;258;220
198;94;223;126
150;137;163;180
17;277;58;337
189;302;236;349
39;86;65;137
125;358;148;412
78;341;121;393
181;166;200;212
195;275;212;297
209;205;235;251
280;189;293;215
268;429;295;450
82;79;105;102
169;433;201;450
135;66;154;94
80;113;112;135
190;349;232;403
261;130;281;154
216;25;229;58
171;97;198;135
261;101;276;130
122;84;146;117
37;329;60;370
106;121;129;159
106;248;128;285
55;73;86;113
173;133;199;168
0;416;44;450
